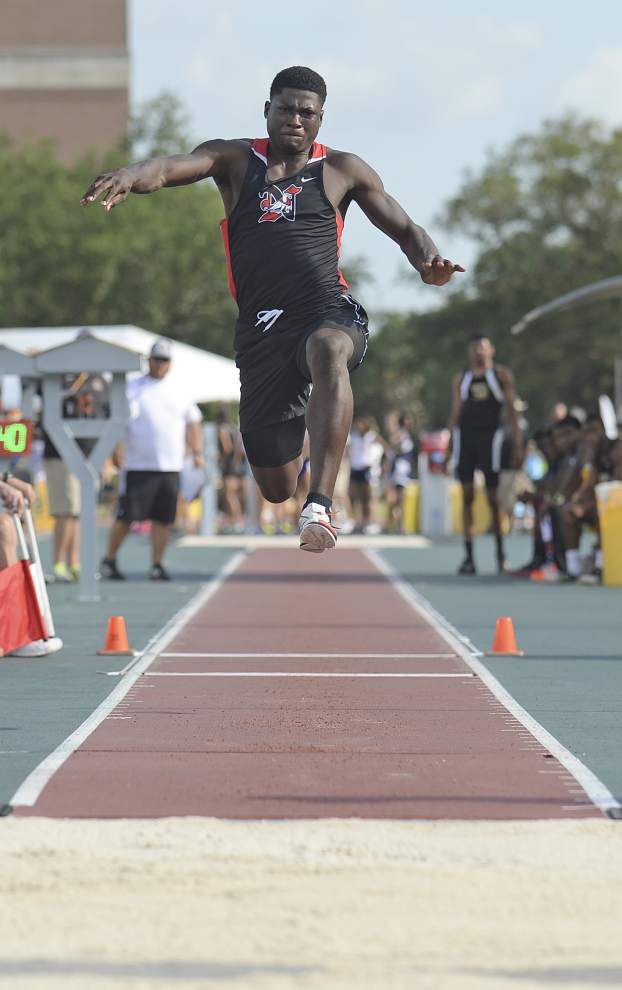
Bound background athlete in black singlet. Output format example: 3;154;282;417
82;65;464;552
447;334;523;574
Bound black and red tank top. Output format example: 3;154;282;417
220;139;348;331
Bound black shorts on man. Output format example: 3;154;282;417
349;466;371;484
239;294;368;468
117;471;180;525
455;428;504;488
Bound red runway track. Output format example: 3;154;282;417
17;549;600;819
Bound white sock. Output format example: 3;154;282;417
595;549;604;569
565;549;581;577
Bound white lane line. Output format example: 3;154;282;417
159;652;456;659
144;672;475;679
365;548;621;818
10;551;247;808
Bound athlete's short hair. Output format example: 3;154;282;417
270;66;327;104
469;333;491;344
552;415;582;431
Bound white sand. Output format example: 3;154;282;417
1;817;621;990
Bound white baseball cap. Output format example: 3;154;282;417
150;338;172;360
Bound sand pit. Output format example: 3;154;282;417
1;817;621;990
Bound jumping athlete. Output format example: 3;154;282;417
82;66;464;552
447;334;523;574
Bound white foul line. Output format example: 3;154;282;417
365;548;621;818
144;672;474;679
159;652;456;659
10;551;247;808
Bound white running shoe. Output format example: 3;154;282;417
7;637;63;658
299;502;337;553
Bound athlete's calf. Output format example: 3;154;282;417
305;327;354;500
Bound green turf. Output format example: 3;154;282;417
381;534;622;805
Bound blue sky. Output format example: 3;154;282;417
130;0;622;315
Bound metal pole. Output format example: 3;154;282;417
41;374;130;602
77;471;99;601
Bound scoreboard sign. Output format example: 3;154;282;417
0;420;33;457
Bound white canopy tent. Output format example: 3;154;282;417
0;324;240;406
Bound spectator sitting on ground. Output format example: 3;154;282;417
513;427;561;577
100;339;204;582
529;415;583;583
560;413;622;584
0;476;62;657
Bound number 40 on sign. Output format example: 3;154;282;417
0;420;33;456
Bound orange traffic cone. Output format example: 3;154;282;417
97;616;135;656
485;616;524;656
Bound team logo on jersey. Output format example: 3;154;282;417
471;381;492;401
258;183;302;223
255;309;284;332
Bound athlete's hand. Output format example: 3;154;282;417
418;256;465;286
81;168;134;212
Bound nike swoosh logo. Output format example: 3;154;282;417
300;177;315;183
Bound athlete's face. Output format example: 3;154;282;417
469;337;494;366
264;88;323;154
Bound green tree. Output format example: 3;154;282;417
0;117;236;356
127;92;194;159
364;116;622;429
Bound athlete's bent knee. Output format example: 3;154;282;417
306;329;353;374
259;482;297;504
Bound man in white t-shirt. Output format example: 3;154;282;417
100;339;204;581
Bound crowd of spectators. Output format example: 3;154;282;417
213;409;416;536
509;402;622;583
2;343;621;589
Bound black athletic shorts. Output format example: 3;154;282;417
237;294;369;466
117;470;180;525
455;427;504;488
349;466;371;484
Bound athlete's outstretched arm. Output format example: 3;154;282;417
344;155;465;286
80;140;234;212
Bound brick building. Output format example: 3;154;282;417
0;0;129;163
